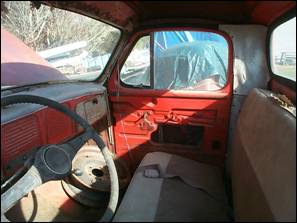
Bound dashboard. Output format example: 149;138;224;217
1;82;109;178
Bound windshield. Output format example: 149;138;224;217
1;1;121;90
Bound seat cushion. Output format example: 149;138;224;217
113;152;230;222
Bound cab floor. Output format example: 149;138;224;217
5;180;106;222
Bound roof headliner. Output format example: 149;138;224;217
42;1;296;30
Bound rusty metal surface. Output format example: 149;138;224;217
41;1;137;30
69;145;131;192
61;178;109;208
71;145;111;191
41;1;295;30
59;144;131;208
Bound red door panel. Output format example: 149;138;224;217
109;95;232;171
108;29;233;171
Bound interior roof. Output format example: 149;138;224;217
42;1;296;30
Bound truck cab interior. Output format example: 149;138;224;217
1;1;296;222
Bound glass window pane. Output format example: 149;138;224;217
120;36;150;87
153;31;229;90
271;17;296;81
1;1;121;89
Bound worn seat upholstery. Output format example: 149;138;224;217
114;88;296;222
113;152;230;222
232;88;296;221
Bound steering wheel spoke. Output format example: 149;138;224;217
59;129;93;159
1;165;42;214
1;143;76;218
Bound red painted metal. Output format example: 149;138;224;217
1;94;104;176
108;28;234;171
248;1;296;25
42;1;296;28
1;115;42;163
1;28;67;87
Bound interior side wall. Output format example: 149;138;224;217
219;25;270;177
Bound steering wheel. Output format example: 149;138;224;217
1;95;119;222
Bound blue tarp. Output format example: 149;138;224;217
154;31;228;89
154;31;227;56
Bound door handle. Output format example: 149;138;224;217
139;112;154;131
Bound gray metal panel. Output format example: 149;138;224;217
220;25;270;95
1;82;106;124
219;25;271;177
225;94;246;176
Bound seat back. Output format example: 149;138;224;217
232;88;296;221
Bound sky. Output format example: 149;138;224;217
272;17;296;57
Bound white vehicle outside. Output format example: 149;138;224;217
38;41;88;74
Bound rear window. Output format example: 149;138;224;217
270;17;296;81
